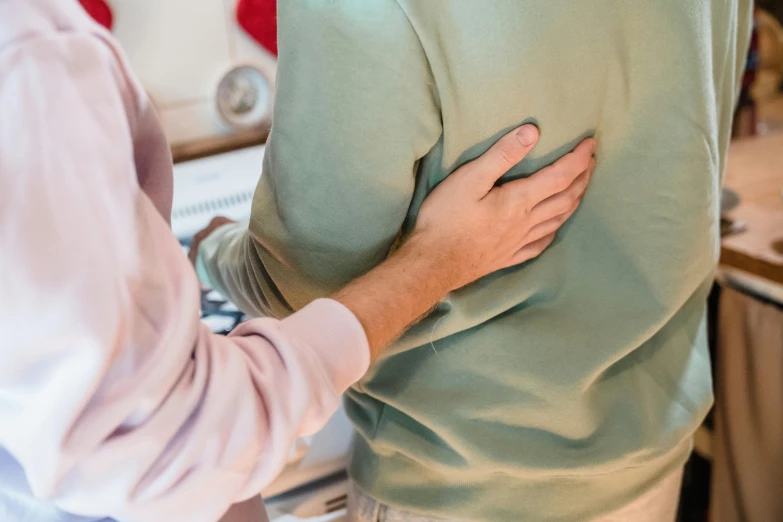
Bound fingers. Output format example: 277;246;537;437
460;124;540;194
525;200;578;245
530;157;594;223
518;137;595;208
496;149;596;271
504;233;557;268
188;232;205;266
188;217;234;267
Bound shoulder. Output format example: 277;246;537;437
0;0;144;130
0;0;100;54
0;0;122;84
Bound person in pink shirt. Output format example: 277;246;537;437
0;1;594;521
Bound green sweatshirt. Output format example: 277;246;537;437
198;1;752;520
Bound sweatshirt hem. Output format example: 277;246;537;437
349;436;692;522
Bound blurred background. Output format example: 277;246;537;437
78;1;783;521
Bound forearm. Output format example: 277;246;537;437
332;234;455;362
0;33;371;520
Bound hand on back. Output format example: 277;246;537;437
412;124;596;291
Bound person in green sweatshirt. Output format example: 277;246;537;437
193;1;753;520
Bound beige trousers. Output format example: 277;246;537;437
347;469;683;522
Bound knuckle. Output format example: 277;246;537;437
562;151;579;168
552;199;569;217
524;198;539;219
497;144;518;167
503;199;520;222
501;187;528;216
518;192;534;215
567;187;581;205
580;172;591;187
553;170;571;192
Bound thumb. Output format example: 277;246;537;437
464;124;539;194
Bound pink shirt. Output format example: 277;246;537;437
0;1;369;521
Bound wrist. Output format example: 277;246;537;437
331;233;457;362
396;231;463;294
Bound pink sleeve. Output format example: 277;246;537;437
0;31;369;522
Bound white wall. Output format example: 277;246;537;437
111;0;278;145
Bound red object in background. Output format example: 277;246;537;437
78;0;113;30
236;0;278;56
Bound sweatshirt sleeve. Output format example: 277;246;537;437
0;31;368;522
197;0;442;318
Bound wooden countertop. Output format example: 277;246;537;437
171;127;269;164
720;131;783;285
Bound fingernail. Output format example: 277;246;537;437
517;125;538;146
